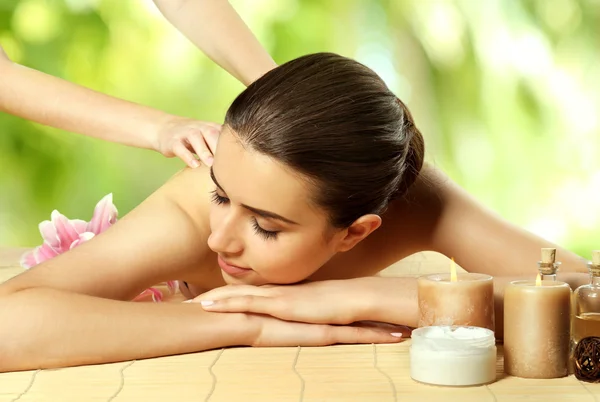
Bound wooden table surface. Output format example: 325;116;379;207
1;247;599;401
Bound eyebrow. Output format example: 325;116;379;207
210;167;299;225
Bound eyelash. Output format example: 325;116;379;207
251;218;279;240
210;190;280;241
210;189;229;205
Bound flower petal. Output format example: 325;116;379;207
133;288;164;303
87;194;118;234
38;220;60;249
51;210;80;252
166;280;179;295
69;232;96;250
32;247;47;266
21;244;60;269
38;242;59;260
20;249;39;269
70;219;88;235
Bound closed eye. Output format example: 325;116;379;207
251;218;279;240
210;189;280;240
210;189;229;205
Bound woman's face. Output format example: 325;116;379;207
207;128;342;285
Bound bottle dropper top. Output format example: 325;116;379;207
588;250;600;275
537;248;561;279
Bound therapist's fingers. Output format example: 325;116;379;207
186;132;214;166
171;141;200;168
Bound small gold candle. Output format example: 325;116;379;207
504;275;571;378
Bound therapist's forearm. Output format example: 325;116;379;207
154;0;277;86
0;60;171;149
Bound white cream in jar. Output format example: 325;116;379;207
410;326;497;387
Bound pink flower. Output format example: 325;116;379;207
20;193;117;267
87;193;118;234
20;193;178;302
132;281;178;302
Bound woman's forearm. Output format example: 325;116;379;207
0;61;171;149
154;0;277;86
358;276;419;328
0;288;255;372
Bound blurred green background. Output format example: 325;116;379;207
0;0;598;259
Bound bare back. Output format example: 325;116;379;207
2;162;584;302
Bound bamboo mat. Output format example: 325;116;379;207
1;248;599;401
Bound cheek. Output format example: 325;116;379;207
251;236;332;284
208;204;225;232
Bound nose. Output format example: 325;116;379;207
207;210;244;256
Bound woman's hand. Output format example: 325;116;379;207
247;313;405;347
154;116;221;168
193;280;360;324
192;279;394;325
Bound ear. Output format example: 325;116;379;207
335;214;382;252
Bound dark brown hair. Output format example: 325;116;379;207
225;52;425;228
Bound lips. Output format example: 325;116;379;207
218;255;252;277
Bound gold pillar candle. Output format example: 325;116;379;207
418;270;495;331
504;278;571;378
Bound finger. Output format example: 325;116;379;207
201;295;280;316
187;133;214;166
325;325;405;345
352;321;414;337
172;141;200;168
195;285;271;301
202;126;220;155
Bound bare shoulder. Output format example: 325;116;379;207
159;165;214;224
0;166;215;300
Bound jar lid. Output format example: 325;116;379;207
411;326;495;353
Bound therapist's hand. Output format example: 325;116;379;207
154;116;221;167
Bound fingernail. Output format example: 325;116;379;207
190;159;200;168
390;332;403;338
182;299;193;303
204;155;214;166
200;300;214;307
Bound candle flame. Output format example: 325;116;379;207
450;257;457;282
536;273;542;287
